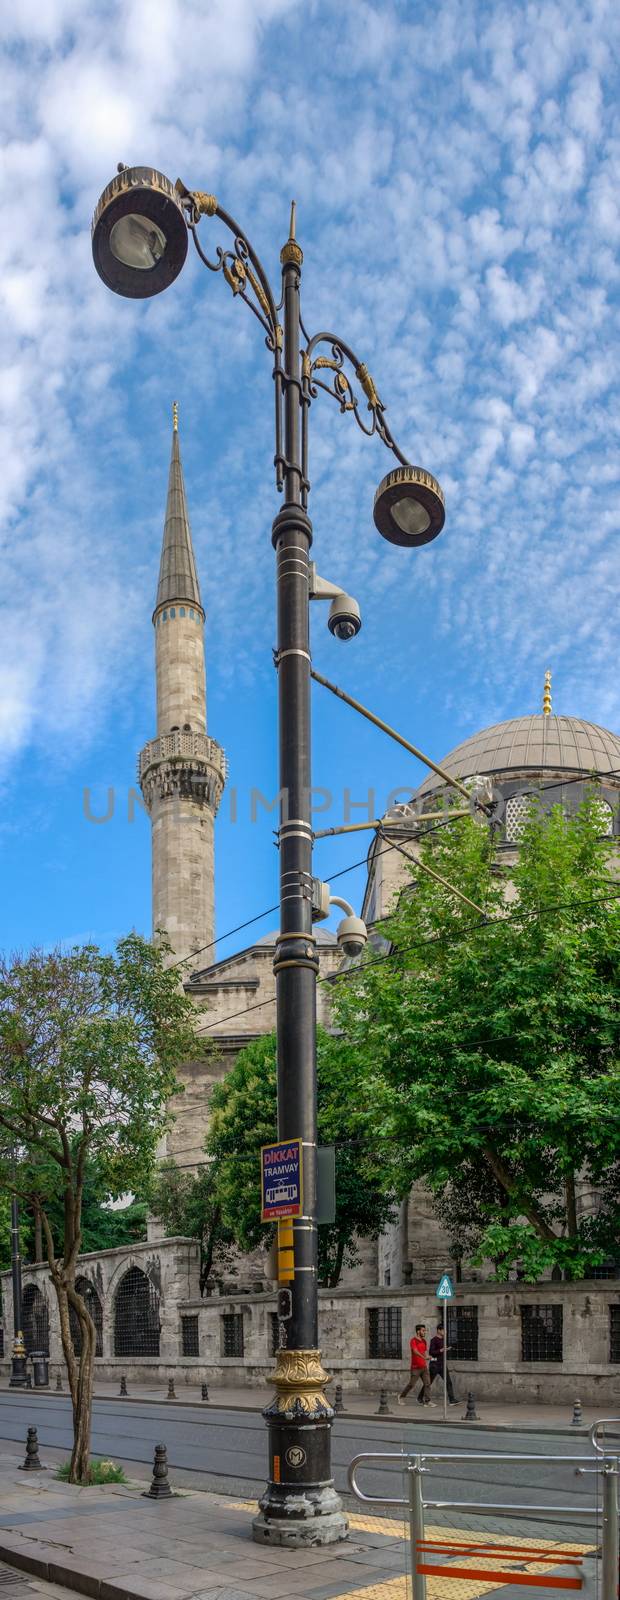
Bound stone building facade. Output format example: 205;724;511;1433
3;417;619;1394
2;1254;619;1407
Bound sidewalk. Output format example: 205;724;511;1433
0;1443;598;1600
0;1379;603;1435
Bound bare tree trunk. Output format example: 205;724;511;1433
565;1171;578;1238
70;1317;94;1484
54;1280;96;1483
34;1211;43;1264
39;1184;95;1484
327;1235;346;1289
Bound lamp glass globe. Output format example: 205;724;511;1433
391;496;431;537
110;214;167;270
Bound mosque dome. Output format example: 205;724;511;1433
415;713;620;797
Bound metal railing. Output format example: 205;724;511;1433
348;1423;620;1600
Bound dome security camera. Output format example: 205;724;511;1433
337;913;368;958
327;593;361;641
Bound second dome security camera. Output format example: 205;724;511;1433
327;593;361;641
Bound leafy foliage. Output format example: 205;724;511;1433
149;1161;235;1293
334;798;620;1281
0;1192;13;1277
0;934;202;1481
55;1457;127;1485
207;1028;399;1286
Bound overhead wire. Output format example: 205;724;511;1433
170;760;620;976
193;884;620;1037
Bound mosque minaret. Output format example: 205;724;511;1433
138;405;226;968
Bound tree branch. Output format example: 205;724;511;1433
482;1145;558;1242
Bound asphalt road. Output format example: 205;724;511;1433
0;1390;601;1538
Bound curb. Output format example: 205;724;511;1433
0;1539;160;1600
1;1388;593;1437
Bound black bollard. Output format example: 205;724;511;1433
119;1375;128;1397
376;1388;390;1415
463;1390;479;1421
19;1426;45;1472
201;1382;209;1402
570;1397;583;1427
143;1442;172;1500
166;1377;176;1400
333;1384;344;1415
55;1373;63;1392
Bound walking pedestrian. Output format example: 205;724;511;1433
429;1321;457;1404
398;1323;435;1406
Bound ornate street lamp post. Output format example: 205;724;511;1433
9;1193;28;1387
92;165;445;1546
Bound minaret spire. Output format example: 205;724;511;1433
138;408;226;968
155;408;201;614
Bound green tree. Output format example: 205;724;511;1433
207;1029;399;1286
0;936;201;1483
149;1161;235;1294
20;1149;148;1258
334;798;620;1281
0;1192;11;1275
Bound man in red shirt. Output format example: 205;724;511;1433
398;1323;435;1406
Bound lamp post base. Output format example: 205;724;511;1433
253;1505;348;1548
252;1350;348;1548
9;1356;28;1388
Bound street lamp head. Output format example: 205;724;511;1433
373;465;445;548
91;165;188;299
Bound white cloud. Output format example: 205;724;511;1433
1;0;620;788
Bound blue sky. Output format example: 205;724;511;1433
1;0;619;962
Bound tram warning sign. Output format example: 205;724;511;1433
436;1272;455;1300
261;1139;303;1222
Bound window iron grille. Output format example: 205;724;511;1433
505;794;530;842
181;1315;199;1358
589;799;614;837
367;1306;402;1360
591;1262;620;1280
520;1303;563;1362
222;1312;244;1358
114;1266;160;1357
0;1327;4;1359
70;1278;103;1357
610;1306;620;1364
22;1284;50;1356
447;1305;479;1360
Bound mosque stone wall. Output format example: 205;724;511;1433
4;1271;617;1406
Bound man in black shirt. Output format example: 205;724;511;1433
429;1322;457;1404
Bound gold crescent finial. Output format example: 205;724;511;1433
543;669;552;716
172;400;178;432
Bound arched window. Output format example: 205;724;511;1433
114;1266;160;1357
70;1277;103;1357
22;1283;49;1356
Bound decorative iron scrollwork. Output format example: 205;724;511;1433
172;182;412;490
175;178;279;353
304;332;410;465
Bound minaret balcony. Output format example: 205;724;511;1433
138;729;227;815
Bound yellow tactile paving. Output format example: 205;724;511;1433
349;1513;408;1536
327;1527;594;1600
220;1498;594;1600
328;1584;409;1600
